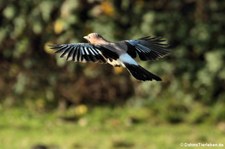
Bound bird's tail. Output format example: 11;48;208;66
124;63;161;81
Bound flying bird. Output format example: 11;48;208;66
50;33;170;81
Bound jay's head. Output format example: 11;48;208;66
83;33;106;44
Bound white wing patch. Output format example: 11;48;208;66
107;59;122;67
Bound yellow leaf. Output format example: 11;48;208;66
44;41;55;54
100;1;115;17
54;19;64;34
75;104;88;116
114;67;124;74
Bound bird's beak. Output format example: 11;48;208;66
83;36;88;40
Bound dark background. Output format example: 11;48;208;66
1;0;225;107
0;0;225;148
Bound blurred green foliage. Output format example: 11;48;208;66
0;1;225;113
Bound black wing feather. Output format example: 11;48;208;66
50;43;107;63
66;46;74;60
125;36;170;61
72;46;78;61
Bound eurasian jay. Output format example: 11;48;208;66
50;33;170;81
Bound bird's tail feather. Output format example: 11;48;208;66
124;63;161;81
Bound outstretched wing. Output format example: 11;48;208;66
125;36;170;61
50;43;107;63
